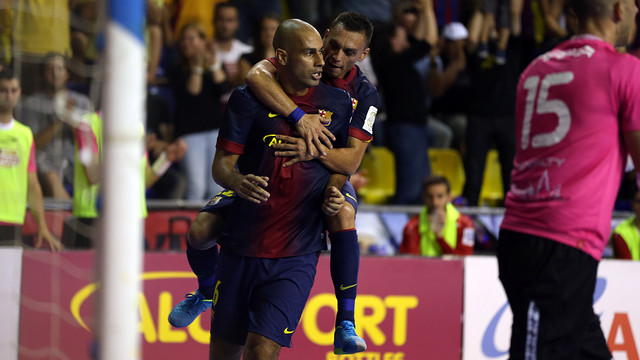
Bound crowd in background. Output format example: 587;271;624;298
1;0;640;256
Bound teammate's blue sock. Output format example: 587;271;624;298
330;229;359;327
186;243;218;299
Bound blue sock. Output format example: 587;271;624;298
186;242;218;299
329;229;359;326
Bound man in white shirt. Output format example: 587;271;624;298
212;2;253;92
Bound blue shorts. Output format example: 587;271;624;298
199;189;236;214
211;249;320;347
200;183;358;214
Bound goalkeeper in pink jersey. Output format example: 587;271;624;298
499;0;640;358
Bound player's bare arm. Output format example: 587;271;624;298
32;119;63;149
273;135;369;175
414;0;439;47
27;172;63;251
74;123;100;185
428;44;466;98
145;138;187;188
246;59;335;156
212;148;270;204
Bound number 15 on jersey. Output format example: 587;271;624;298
521;71;575;150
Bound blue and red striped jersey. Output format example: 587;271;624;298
216;83;352;258
323;65;378;142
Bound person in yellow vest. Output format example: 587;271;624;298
61;111;101;248
0;69;63;250
62;111;187;248
399;175;475;256
611;190;640;260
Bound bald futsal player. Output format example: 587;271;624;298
170;12;374;355
208;19;353;360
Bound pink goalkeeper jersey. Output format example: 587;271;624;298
501;36;640;260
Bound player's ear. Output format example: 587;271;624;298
358;48;371;62
275;48;288;65
612;0;624;23
323;28;330;40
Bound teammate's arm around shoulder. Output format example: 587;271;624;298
274;90;364;173
212;149;270;204
246;59;335;156
269;135;366;175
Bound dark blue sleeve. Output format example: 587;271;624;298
350;80;379;141
216;87;257;154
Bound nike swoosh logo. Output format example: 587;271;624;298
268;112;279;118
284;327;294;334
345;193;358;202
339;283;357;291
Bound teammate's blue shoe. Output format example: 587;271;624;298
334;320;367;354
168;290;212;327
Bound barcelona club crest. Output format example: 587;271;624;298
207;196;222;206
318;109;333;126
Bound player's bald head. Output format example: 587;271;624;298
568;0;618;20
569;0;638;46
272;19;321;53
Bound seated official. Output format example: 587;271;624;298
611;189;640;260
399;175;474;256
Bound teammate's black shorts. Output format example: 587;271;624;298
497;229;612;360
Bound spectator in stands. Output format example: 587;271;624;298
287;0;322;27
147;0;165;85
62;111;187;248
539;0;571;51
432;0;463;27
372;0;438;204
62;111;101;248
229;0;282;44
462;19;521;206
20;53;93;199
69;0;99;86
612;189;640;260
472;0;523;65
0;69;63;250
236;14;279;84
395;0;454;150
399;175;475;256
168;22;228;201
211;2;253;90
145;92;187;199
167;0;224;41
429;22;472;154
12;0;72;95
0;8;9;65
338;0;394;28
